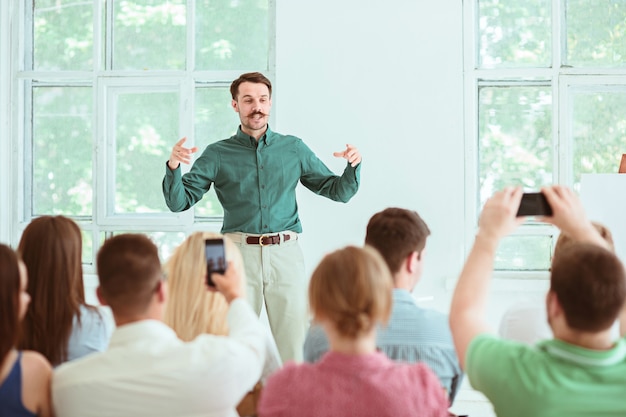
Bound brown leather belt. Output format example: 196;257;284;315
245;234;292;246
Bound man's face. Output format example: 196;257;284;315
232;81;272;135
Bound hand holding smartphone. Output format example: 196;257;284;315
205;238;226;287
516;192;553;217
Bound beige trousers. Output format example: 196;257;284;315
226;232;308;363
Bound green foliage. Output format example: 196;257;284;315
566;0;626;66
478;0;551;68
29;0;270;222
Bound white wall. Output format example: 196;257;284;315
275;0;466;312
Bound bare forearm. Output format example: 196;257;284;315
450;234;498;368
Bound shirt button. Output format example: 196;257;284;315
263;224;268;229
260;165;264;169
262;205;267;208
261;185;265;189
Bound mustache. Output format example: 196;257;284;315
247;111;269;117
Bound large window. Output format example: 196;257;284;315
12;0;274;268
465;0;626;272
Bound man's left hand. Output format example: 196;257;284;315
333;144;361;167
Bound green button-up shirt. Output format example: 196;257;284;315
162;126;361;234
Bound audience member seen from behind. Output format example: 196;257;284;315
498;221;616;345
0;244;53;417
303;208;463;404
17;216;111;366
259;246;448;417
52;234;267;417
450;185;626;417
164;232;281;416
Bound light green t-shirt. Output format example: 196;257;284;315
467;334;626;417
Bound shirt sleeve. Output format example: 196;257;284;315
296;140;361;203
162;146;218;212
465;333;526;399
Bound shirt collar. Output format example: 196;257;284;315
235;125;275;147
392;288;419;305
109;320;179;348
537;337;626;367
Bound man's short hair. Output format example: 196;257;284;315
97;234;162;317
230;72;272;100
551;243;626;332
365;208;431;274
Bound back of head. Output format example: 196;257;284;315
309;246;393;339
97;234;162;318
17;215;84;365
0;244;21;363
365;207;431;275
551;243;626;332
164;232;245;340
230;72;272;100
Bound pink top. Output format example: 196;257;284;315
258;351;449;417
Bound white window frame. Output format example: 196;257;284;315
463;0;626;278
4;0;276;271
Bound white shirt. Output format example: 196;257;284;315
52;299;266;417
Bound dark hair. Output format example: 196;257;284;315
365;208;431;275
97;234;162;317
0;245;21;365
17;216;86;366
309;246;393;339
230;72;272;100
551;243;626;332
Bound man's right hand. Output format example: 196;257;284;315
168;137;198;170
540;185;610;249
210;261;245;304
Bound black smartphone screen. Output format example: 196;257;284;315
205;238;226;287
516;192;553;217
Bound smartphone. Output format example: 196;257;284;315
516;192;553;217
205;238;226;287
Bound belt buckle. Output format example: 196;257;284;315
258;235;269;246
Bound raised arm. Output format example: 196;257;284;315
450;187;524;369
539;185;611;250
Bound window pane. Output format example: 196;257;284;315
32;87;93;216
113;230;187;261
113;0;186;70
566;0;626;67
81;228;93;265
572;90;626;190
193;87;238;218
195;0;269;71
33;0;93;71
478;0;551;68
114;91;179;214
478;86;553;207
494;235;553;270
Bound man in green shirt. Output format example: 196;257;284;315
449;185;626;417
162;72;362;362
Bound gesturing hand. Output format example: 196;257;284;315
168;137;198;170
333;144;362;167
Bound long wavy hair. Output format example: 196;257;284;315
164;232;246;340
17;216;88;366
0;245;22;367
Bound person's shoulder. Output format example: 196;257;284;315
265;361;309;386
21;350;52;386
21;350;52;374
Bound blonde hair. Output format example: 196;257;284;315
163;232;246;340
309;245;393;339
